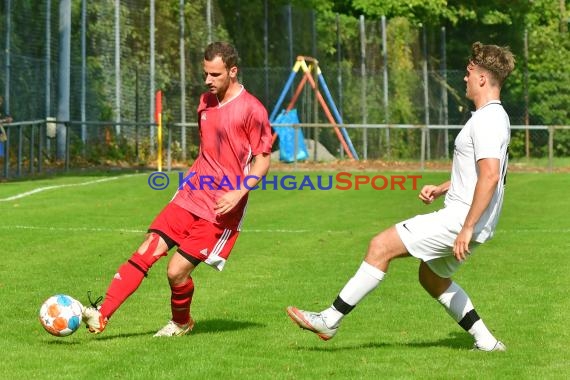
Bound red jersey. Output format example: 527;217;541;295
171;86;272;230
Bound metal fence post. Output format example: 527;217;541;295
548;126;554;173
29;123;35;175
420;125;426;171
65;122;70;172
2;128;9;178
17;126;22;177
167;123;172;172
38;121;44;174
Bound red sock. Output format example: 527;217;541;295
171;278;195;325
99;259;146;319
98;234;166;319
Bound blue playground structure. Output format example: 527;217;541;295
269;56;359;160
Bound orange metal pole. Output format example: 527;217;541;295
301;70;354;159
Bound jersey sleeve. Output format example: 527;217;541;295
471;109;508;161
197;93;207;114
246;101;273;156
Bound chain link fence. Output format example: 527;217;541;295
0;1;568;179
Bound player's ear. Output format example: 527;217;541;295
228;65;238;79
479;73;486;87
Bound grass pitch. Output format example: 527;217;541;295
0;170;568;379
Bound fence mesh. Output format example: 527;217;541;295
0;0;568;178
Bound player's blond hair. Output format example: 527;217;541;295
469;42;515;87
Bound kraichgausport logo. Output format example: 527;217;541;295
147;172;422;191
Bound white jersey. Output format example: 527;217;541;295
444;100;510;243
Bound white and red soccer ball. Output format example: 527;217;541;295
39;294;83;337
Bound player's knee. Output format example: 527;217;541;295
166;267;189;285
364;236;388;269
136;233;167;256
130;233;168;272
166;252;198;285
367;234;387;258
166;263;194;286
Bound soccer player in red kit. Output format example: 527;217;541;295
83;41;272;336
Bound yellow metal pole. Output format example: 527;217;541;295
155;90;163;171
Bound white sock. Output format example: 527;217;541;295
437;282;498;348
321;261;385;327
320;307;344;328
468;320;498;349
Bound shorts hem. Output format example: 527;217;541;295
177;248;202;267
147;228;177;250
424;259;454;279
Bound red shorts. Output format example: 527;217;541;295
148;203;239;271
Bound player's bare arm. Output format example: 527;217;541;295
215;152;271;215
454;157;500;261
419;180;450;204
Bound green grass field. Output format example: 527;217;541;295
0;170;569;379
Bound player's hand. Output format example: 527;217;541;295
419;185;439;204
214;190;244;215
453;227;473;262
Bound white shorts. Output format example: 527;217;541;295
395;207;479;278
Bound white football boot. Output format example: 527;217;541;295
286;306;338;341
153;318;195;337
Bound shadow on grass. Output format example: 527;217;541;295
406;332;472;349
91;318;264;341
190;318;264;335
295;332;471;352
46;339;83;346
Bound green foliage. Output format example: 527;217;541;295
386;17;418;125
508;129;549;159
2;0;570;160
526;14;570;126
553;129;570;157
508;130;528;159
351;0;450;24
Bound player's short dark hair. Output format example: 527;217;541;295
469;42;516;87
204;42;239;70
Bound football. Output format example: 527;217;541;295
38;294;83;337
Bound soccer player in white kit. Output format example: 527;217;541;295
287;42;515;352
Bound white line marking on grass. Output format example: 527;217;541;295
243;229;350;234
244;229;310;233
0;177;121;202
4;225;567;235
1;225;146;234
496;229;570;233
0;225;349;234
